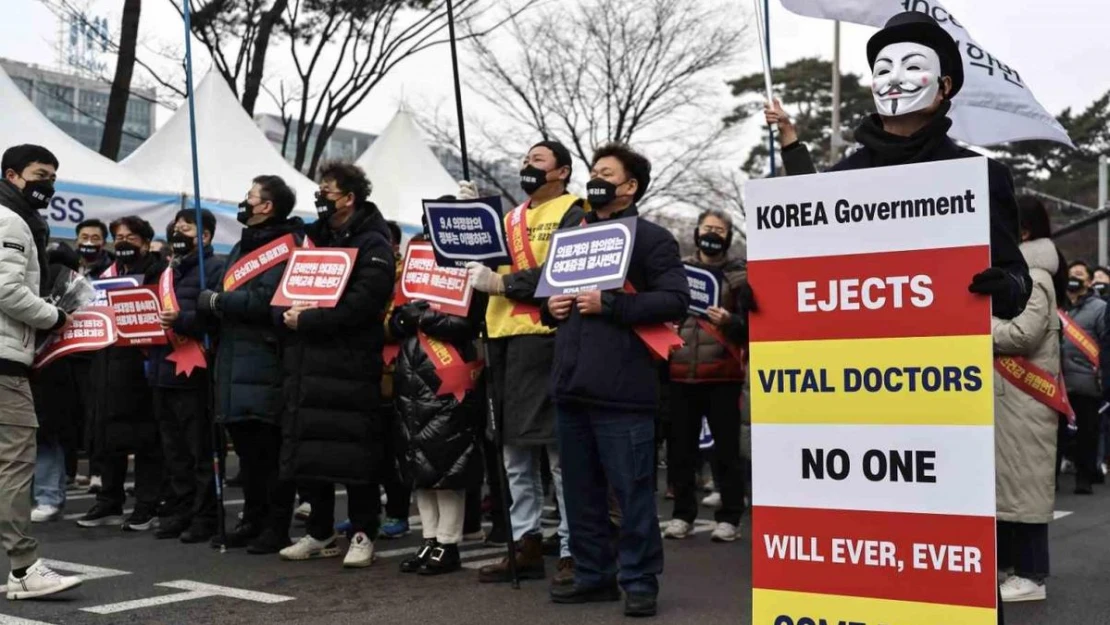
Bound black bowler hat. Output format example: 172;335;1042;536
866;11;964;99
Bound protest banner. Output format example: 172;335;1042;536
107;286;167;346
33;307;118;369
535;217;637;297
271;248;358;308
685;265;721;317
90;275;143;308
423;197;511;267
397;242;473;317
745;158;996;625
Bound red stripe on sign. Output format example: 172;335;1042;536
752;506;996;609
748;246;990;342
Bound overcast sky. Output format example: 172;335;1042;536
1;0;1107;162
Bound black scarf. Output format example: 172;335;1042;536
854;100;954;167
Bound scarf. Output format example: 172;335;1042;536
853;100;954;167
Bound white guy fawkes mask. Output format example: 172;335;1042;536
871;41;942;117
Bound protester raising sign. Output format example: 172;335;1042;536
107;286;167;347
685;265;722;317
396;242;473;317
34;307;118;369
778;0;1072;147
535;217;638;297
272;249;359;308
423;197;511;268
90;276;142;308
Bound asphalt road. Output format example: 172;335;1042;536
1;459;1108;625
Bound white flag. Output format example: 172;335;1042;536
780;0;1074;148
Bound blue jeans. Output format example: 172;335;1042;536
557;405;663;595
33;439;66;508
503;444;570;558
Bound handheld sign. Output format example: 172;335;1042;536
535;217;637;297
108;286;167;346
685;265;721;317
34;307;118;369
271;248;358;308
423;197;510;268
397;242;473;317
90;275;143;308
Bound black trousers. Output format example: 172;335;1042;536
155;387;217;526
71;358;100;478
668;382;746;526
380;401;411;520
98;447;162;512
1068;394;1102;485
226;421;294;535
997;520;1049;581
302;481;381;540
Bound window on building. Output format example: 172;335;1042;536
42;84;75;124
77;90;109;125
12;77;33;100
123;97;151;136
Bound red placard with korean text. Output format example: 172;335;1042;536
395;242;473;317
107;286;167;346
271;248;358;308
33;307;118;369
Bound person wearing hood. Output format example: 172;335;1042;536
993;197;1068;603
0;144;83;599
663;209;752;544
277;161;395;569
543;143;689;617
147;209;225;544
197;175;304;554
764;11;1031;322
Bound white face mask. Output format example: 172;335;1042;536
871;42;942;117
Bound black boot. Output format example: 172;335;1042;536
213;521;261;549
550;581;621;604
420;543;461;576
154;516;190;540
400;540;437;574
624;593;657;617
180;521;217;544
247;528;292;555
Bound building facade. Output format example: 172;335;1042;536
2;58;157;159
255;114;376;170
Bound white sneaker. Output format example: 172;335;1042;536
279;534;340;561
701;492;722;508
662;519;692;539
342;532;375;568
293;502;312;521
1000;575;1046;602
711;522;739;543
30;505;60;523
7;560;82;600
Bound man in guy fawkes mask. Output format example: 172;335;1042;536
764;11;1031;321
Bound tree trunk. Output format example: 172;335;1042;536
100;0;141;160
241;0;289;116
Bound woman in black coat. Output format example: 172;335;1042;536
392;290;487;576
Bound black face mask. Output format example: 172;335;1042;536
20;179;54;210
315;192;338;220
171;232;196;256
696;232;729;256
1093;283;1108;296
1067;278;1084;293
519;165;551;196
237;200;257;226
114;241;140;264
77;244;101;260
587;178;628;209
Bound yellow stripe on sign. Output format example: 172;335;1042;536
753;589;996;625
750;335;993;426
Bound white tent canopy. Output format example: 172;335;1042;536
123;71;318;222
354;108;457;229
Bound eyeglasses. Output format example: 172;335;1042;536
700;225;728;235
115;233;144;244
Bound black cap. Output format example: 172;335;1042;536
866;11;964;99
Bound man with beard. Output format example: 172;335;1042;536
469;141;587;586
198;176;304;553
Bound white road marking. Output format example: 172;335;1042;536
0;615;59;624
82;590;217;615
82;581;293;615
1054;510;1074;520
462;558;502;570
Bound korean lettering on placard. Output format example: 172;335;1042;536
551;236;624;274
437;215;494;247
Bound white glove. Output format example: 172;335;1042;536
467;261;504;294
457;180;479;201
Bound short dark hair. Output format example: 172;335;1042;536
2;144;59;176
386;220;402;246
76;218;109;239
109;216;155;242
318;161;372;206
174;208;217;237
252;175;296;218
591;142;651;203
1016;195;1052;241
1095;266;1110;279
1070;260;1093;275
530;141;573;186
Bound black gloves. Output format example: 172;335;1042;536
197;289;220;316
968;267;1030;320
391;301;429;339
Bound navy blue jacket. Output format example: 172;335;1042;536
542;204;690;412
148;246;225;389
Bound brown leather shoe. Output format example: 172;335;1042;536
478;534;546;583
552;557;575;586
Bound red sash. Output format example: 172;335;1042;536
1058;309;1099;367
622;282;685;360
417;331;483;401
506;201;542;322
159;266;208;377
695;318;747;365
101;263;119;278
222;234;295;293
994;356;1075;424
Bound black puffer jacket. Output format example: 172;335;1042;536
280;204;396;486
148;246;225;389
32;254;81;447
90;252;163;454
211;218;304;426
391;296;486;491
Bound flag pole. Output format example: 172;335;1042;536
181;0;226;552
445;0;470;181
831;20;842;160
753;0;775;176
